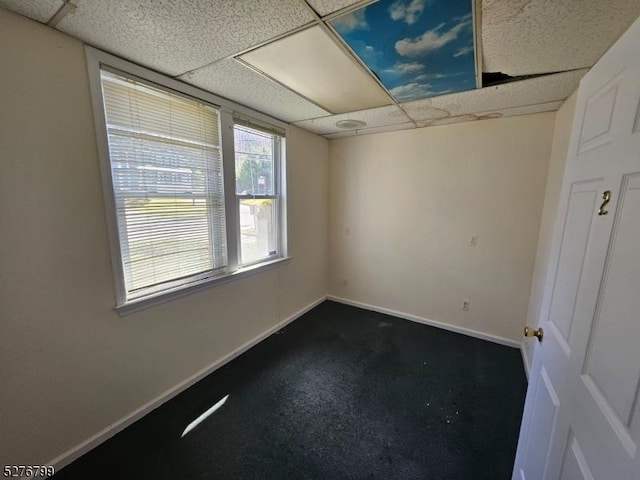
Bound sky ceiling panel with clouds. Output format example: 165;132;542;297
331;0;476;103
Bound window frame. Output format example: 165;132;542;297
233;123;283;268
86;47;289;315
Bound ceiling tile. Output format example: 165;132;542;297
482;0;640;75
0;0;62;23
478;100;563;119
294;105;411;135
416;101;562;127
179;59;329;123
55;0;315;76
324;121;416;139
306;0;365;17
403;105;451;122
403;69;587;122
419;114;479;127
240;26;392;114
330;0;476;103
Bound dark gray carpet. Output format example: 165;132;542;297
53;300;527;479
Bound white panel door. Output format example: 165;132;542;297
513;14;640;480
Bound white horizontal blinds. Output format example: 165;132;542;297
101;70;227;298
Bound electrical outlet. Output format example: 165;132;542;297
461;299;470;311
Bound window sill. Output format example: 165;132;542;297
115;256;291;316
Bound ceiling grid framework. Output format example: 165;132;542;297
299;0;419;128
179;58;330;123
1;0;638;138
403;68;588;122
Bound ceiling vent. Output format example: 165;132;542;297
335;119;367;129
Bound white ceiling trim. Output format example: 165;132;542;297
47;0;76;27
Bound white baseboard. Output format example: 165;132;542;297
46;295;327;474
520;343;531;381
327;295;520;348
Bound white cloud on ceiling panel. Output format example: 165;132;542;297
403;69;587;122
180;59;329;123
306;0;365;17
0;0;62;23
482;0;640;75
383;62;425;74
453;45;473;58
293;105;411;135
55;0;315;77
395;13;472;56
390;83;451;102
389;0;426;26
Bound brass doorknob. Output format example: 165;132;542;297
524;326;544;342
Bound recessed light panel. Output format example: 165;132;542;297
330;0;476;103
239;26;392;114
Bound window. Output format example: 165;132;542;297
101;70;227;299
234;125;281;265
89;51;287;312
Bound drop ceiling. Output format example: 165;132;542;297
3;0;640;138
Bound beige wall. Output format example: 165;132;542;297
329;113;555;343
522;92;578;369
0;9;328;466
